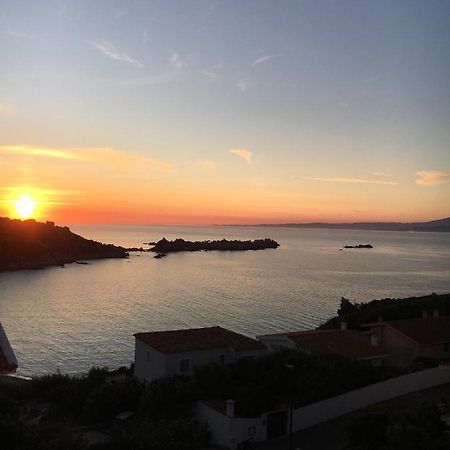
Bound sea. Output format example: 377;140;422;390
0;225;449;376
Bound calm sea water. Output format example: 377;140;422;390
0;225;449;376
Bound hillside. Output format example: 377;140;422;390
0;217;128;272
251;217;450;232
319;293;450;330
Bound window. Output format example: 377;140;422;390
179;358;191;373
219;354;226;365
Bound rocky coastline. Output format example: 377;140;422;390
0;217;128;272
150;237;280;254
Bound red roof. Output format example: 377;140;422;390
134;326;266;354
281;329;385;359
385;316;450;345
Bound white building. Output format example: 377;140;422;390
0;322;18;374
134;326;266;382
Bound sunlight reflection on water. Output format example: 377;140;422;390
0;225;449;375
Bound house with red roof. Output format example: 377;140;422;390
0;322;18;374
134;326;266;382
363;313;450;368
257;326;387;367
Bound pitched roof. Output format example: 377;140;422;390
134;326;266;354
385;316;450;345
279;329;385;359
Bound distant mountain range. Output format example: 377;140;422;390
240;217;450;232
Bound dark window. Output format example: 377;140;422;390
179;358;191;373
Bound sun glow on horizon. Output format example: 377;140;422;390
14;194;37;219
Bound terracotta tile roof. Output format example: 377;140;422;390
385;316;450;345
201;399;227;415
281;329;385;359
134;326;266;354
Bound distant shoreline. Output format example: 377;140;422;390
220;217;450;233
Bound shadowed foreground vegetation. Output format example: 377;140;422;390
346;403;450;450
0;349;397;449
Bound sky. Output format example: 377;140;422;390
0;0;449;225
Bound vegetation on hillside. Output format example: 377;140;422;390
319;293;450;330
0;348;397;449
346;403;450;449
0;217;128;271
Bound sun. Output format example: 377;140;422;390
14;194;37;219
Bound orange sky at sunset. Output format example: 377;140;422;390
1;144;448;225
1;2;449;225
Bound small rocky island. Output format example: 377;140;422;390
150;237;280;254
0;217;128;272
343;244;373;249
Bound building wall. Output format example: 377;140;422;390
196;365;450;448
257;335;296;352
0;322;18;373
164;348;266;378
293;364;450;431
134;339;166;382
378;325;419;367
135;339;266;382
195;402;266;450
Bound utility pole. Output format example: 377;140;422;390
284;363;294;450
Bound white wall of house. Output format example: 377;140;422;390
0;322;18;372
135;339;266;382
134;339;166;382
195;365;450;448
195;402;266;450
293;364;450;431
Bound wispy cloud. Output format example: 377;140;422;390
2;26;34;40
201;64;222;82
306;177;397;185
102;72;178;87
236;79;250;92
373;171;390;177
196;160;218;169
416;170;450;186
170;52;188;70
251;54;275;68
0;145;174;173
114;10;127;20
141;30;149;44
229;148;252;163
0;145;87;161
91;40;144;67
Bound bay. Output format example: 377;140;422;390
0;225;449;376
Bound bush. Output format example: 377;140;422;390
346;407;390;449
110;418;209;450
84;377;144;423
139;377;195;420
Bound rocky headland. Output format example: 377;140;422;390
150;237;280;253
0;217;128;272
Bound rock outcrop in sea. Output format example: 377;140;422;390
150;237;280;253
